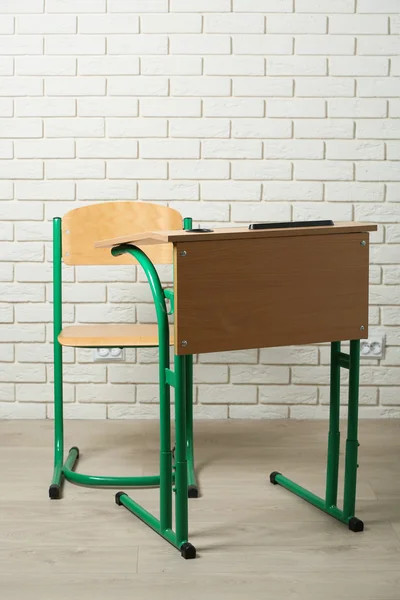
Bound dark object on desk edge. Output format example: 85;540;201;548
185;228;214;233
249;220;334;230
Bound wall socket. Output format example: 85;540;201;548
93;347;125;362
360;337;385;359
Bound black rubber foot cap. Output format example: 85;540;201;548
69;446;80;459
180;542;196;560
348;517;364;532
49;484;61;500
115;491;126;506
188;485;199;498
269;471;281;485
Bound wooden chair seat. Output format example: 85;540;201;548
58;324;174;348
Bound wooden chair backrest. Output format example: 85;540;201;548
62;201;182;265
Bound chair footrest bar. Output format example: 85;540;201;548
337;352;350;369
270;471;363;530
115;492;197;559
165;368;176;387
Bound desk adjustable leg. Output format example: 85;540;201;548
270;340;363;532
185;355;198;498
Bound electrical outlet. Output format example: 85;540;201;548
93;347;125;362
360;337;385;359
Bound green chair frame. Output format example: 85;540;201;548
49;215;198;510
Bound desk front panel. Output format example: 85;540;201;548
174;232;369;355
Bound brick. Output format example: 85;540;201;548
107;118;167;138
295;77;355;97
358;0;398;12
297;35;355;55
232;161;291;180
46;160;105;180
297;0;354;11
229;405;289;419
169;201;229;221
0;384;14;402
139;181;198;201
357;162;400;182
386;224;400;242
15;222;52;241
78;98;138;117
199;350;258;364
0;16;13;34
268;14;326;33
78;140;137;159
0;203;43;221
16;181;75;200
357;120;400;140
171;0;230;10
108;35;167;55
169;118;230;139
357;204;400;223
140;140;200;159
204;99;264;117
0;161;43;180
79;15;138;33
0;282;44;302
330;57;388;76
293;203;352;221
383;308;400;325
0;140;13;158
325;182;384;202
79;57;139;76
17;15;76;34
108;283;153;303
15;304;53;322
109;364;158;384
0;305;13;322
234;0;293;10
359;36;400;56
45;118;104;138
198;385;257;404
136;385;160;404
142;14;201;33
231;365;289;384
0;98;12;117
387;185;400;202
0;324;44;342
233;118;292;139
76;384;136;404
370;286;400;306
0;118;42;138
0;35;43;55
295;119;354;139
194;366;229;384
382;349;400;366
0;404;46;419
260;385;317;404
234;34;293;55
107;160;166;180
381;387;400;405
268;98;325;118
46;76;106;96
77;180;138;199
46;35;105;55
391;16;400;34
231;202;291;222
171;77;230;97
140;98;201;118
203;140;262;159
233;77;293;97
16;382;73;401
205;14;264;33
0;58;13;76
263;182;321;201
390;100;400;118
109;0;167;11
170;160;230;180
47;0;106;12
76;265;135;282
48;403;106;419
60;283;106;303
205;56;265;76
142;57;202;76
329;99;387;118
359;367;400;386
330;15;388;34
264;140;322;160
269;56;326;76
0;77;42;96
171;35;230;55
201;182;261;201
0;0;42;12
0;364;45;383
295;161;353;181
18;139;74;159
383;266;400;284
0;223;13;241
17;56;76;76
260;346;318;364
16;98;75;117
358;78;400;97
326;141;384;160
0;182;13;199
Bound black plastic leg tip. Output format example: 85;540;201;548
348;517;364;533
69;446;80;459
188;485;199;498
115;491;126;506
269;471;281;485
180;542;196;560
49;484;61;500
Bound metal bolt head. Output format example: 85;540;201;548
360;241;366;247
180;250;187;257
181;340;188;347
360;325;365;331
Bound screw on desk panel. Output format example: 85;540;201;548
360;241;366;246
360;326;365;331
181;340;188;347
180;250;187;257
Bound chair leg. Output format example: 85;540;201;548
49;338;64;500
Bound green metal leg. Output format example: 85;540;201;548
49;334;64;500
270;340;364;532
185;355;198;498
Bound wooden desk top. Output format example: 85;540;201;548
95;222;377;249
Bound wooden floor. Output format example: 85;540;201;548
1;419;400;599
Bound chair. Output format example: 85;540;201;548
49;201;197;499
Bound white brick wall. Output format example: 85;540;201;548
0;1;399;419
